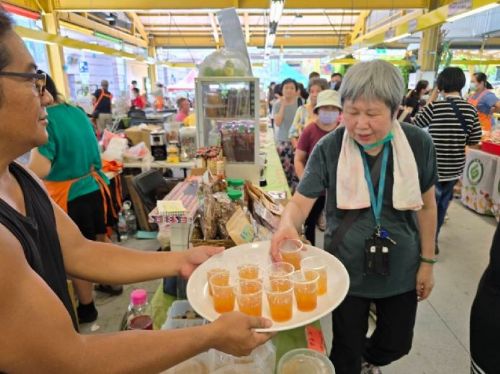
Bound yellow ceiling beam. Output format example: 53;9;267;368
350;0;498;50
351;10;423;46
126;12;148;41
15;25;145;60
331;58;500;65
349;10;370;43
2;0;49;12
57;12;147;48
154;34;342;48
51;0;430;10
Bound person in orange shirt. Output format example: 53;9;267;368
468;72;500;134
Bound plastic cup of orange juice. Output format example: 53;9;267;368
266;262;295;281
206;268;229;296
291;270;319;312
279;239;304;270
236;279;263;317
265;278;294;322
237;264;261;280
301;256;327;296
210;273;235;313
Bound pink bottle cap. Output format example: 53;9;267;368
130;289;148;306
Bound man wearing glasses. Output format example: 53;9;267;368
0;10;273;373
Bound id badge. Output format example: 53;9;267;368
364;234;391;276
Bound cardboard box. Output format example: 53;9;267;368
125;125;162;149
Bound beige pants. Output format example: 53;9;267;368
96;113;113;133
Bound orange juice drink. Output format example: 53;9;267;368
265;278;293;322
279;239;304;270
291;270;319;312
210;273;235;313
237;264;260;280
266;262;295;281
236;280;262;317
206;268;229;296
301;256;328;296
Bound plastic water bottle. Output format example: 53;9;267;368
117;210;128;241
125;289;153;330
125;208;137;238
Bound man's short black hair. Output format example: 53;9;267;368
437;67;466;93
132;87;140;94
131;80;137;85
281;78;298;90
0;9;13;72
331;73;342;79
309;72;320;80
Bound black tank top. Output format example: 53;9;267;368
0;163;78;330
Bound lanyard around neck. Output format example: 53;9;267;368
360;144;390;228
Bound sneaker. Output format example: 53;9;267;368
94;284;123;296
361;361;382;374
77;302;98;324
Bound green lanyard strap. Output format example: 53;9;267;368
359;143;390;229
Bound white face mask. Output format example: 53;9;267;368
470;83;478;91
318;110;339;125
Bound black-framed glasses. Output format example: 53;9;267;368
0;70;46;96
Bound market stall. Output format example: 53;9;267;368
149;126;324;369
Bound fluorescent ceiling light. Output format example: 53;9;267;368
447;3;498;22
83;48;104;55
269;0;285;23
265;33;276;48
385;33;411;43
22;37;56;45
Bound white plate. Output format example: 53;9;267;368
186;241;350;332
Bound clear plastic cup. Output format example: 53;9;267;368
266;262;295;281
291;270;319;312
301;256;328;296
206;268;230;296
279;239;304;270
265;278;294;322
237;264;261;280
236;279;263;317
210;273;235;313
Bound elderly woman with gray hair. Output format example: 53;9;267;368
271;60;438;374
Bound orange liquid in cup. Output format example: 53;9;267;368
268;299;293;322
266;279;293;322
292;270;318;312
238;300;262;317
317;271;328;296
294;287;317;311
207;268;229;296
281;251;302;270
238;265;260;280
213;290;235;313
237;279;263;317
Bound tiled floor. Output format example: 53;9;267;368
80;200;497;374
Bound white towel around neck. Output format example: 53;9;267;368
336;120;423;211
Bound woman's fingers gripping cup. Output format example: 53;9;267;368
270;225;301;263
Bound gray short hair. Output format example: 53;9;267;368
340;60;404;115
